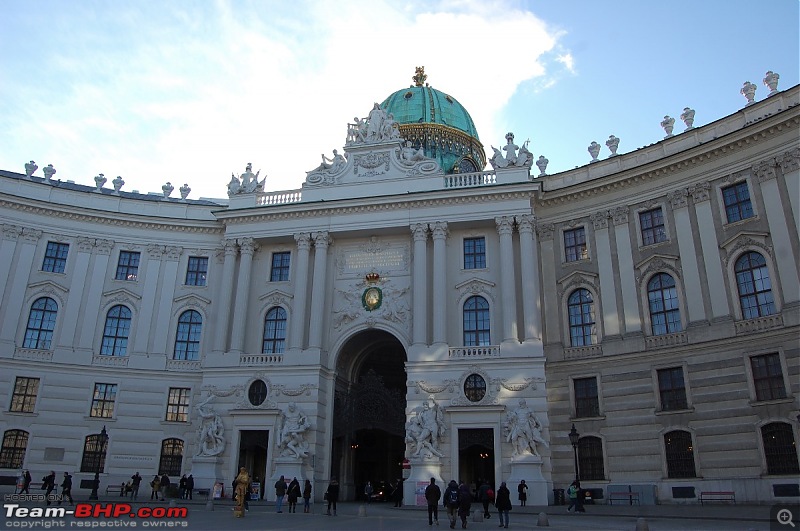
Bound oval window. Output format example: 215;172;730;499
248;380;268;406
464;374;486;402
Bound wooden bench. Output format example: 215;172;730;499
699;491;735;505
608;491;640;505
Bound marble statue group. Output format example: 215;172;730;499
405;398;446;458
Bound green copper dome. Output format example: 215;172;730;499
380;67;486;174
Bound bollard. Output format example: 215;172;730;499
635;517;649;531
537;512;550;526
169;499;176;507
358;504;367;517
205;500;214;511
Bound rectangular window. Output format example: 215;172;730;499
564;228;587;262
463;237;486;269
574;377;600;418
90;383;117;418
640;208;667;246
165;388;190;422
42;242;69;273
185;257;208;286
270;252;291;282
657;367;688;411
115;251;140;281
751;353;786;401
9;377;40;413
722;182;753;223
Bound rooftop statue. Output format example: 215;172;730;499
740;81;757;106
228;163;264;196
489;133;532;169
680;107;696;130
398;141;428;166
413;65;427;87
606;135;620;157
763;71;780;96
660;115;675;138
346;104;400;145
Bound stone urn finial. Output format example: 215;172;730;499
535;155;548;177
606;135;620;157
112;176;124;193
43;164;56;182
162;182;174;198
661;115;675;138
25;160;38;177
179;183;191;200
94;174;107;191
680;107;695;131
588;141;601;162
740;81;757;106
763;71;780;96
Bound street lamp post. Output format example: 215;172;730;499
89;426;108;501
568;424;580;483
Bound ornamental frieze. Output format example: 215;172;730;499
353;152;390;177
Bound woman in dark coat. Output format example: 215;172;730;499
494;481;512;528
286;477;301;513
517;479;528;506
457;482;472;529
325;477;339;516
302;479;312;513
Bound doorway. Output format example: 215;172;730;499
238;430;268;499
458;428;495;491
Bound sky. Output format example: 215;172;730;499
1;0;798;201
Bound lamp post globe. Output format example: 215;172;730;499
568;424;580;482
88;426;108;501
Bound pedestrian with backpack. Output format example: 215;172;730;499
567;480;585;512
443;480;459;529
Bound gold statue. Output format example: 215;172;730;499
233;467;250;518
413;66;427;87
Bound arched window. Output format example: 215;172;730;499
577;436;605;480
648;273;682;335
735;252;776;319
664;430;696;478
100;305;131;356
262;307;287;354
464;374;486;402
0;429;29;469
23;297;57;349
174;310;202;361
463;296;490;346
568;289;596;347
80;433;108;473
248;380;268;406
158;438;184;476
761;422;800;475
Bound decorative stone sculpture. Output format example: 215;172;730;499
489;133;532;169
179;183;191;200
503;398;549;458
346;104;400;145
112;176;125;193
43;164;56;182
503;132;520;166
405;398;446;458
740;81;757;106
94;174;107;191
535;155;548;177
25;160;38;177
680;107;695;130
605;135;620;157
660;115;675;138
228;163;264;196
763;71;780;96
587;141;601;162
162;182;174;198
398;141;428;165
277;402;311;459
195;395;225;457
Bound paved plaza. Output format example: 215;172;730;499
2;495;798;531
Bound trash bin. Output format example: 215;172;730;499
553;488;565;505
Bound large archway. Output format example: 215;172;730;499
331;329;407;501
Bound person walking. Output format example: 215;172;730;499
20;470;32;494
185;474;194;500
150;475;161;501
42;471;56;505
130;472;141;500
392;478;403;507
478;480;492;519
443;480;460;529
178;474;187;499
517;479;527;507
425;477;441;526
457;482;472;529
287;477;301;513
567;480;585;513
364;480;374;503
274;475;286;513
494;481;512;529
159;474;171;500
58;472;74;505
325;477;339;516
302;479;312;513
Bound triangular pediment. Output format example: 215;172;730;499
101;288;141;302
174;293;212;306
27;280;69;296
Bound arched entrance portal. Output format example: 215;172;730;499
331;329;407;501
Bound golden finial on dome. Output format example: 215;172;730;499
413;66;427;87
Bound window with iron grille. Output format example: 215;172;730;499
568;289;596;347
262;307;287;354
463;296;490;346
735;252;776;319
22;297;57;350
664;430;697;478
564;228;588;262
574;377;600;418
42;242;69;273
722;182;754;223
578;436;605;480
463;237;486;269
761;422;800;476
270;252;290;282
464;374;487;402
648;273;682;335
657;367;688;411
90;383;117;418
115;251;140;281
166;388;190;422
750;353;786;401
0;429;29;469
185;257;208;286
640;208;667;246
9;377;39;413
158;439;184;476
80;433;108;473
174;310;202;360
248;380;268;406
100;305;131;356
